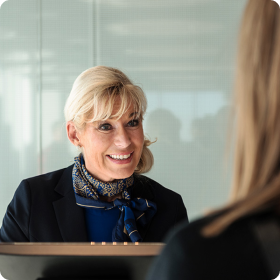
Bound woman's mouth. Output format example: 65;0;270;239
108;152;133;160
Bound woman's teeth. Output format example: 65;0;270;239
109;153;131;160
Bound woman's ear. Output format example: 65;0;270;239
66;121;81;147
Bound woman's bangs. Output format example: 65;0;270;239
110;88;142;120
87;87;143;124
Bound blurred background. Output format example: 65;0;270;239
0;0;247;222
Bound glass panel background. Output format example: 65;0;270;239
0;0;247;223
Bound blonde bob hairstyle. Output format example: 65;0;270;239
64;66;154;174
202;0;280;237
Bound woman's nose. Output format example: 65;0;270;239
114;127;131;148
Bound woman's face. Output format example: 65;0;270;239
76;102;144;182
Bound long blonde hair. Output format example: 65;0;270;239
64;66;154;174
203;0;280;236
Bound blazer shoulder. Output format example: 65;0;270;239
20;165;74;199
26;167;67;183
134;174;183;198
24;165;73;188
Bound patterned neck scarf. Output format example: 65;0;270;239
72;154;133;200
72;154;157;242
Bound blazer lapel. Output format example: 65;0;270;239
131;175;155;241
53;165;88;242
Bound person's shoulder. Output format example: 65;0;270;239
134;174;181;198
165;208;276;252
24;166;69;182
21;164;74;191
148;211;273;280
164;212;214;244
133;173;160;186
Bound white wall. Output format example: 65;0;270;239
0;0;247;221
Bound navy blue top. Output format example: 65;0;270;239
84;207;120;242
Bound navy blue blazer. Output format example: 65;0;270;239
0;165;188;242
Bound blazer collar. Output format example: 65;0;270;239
53;165;88;242
130;174;155;241
131;174;154;200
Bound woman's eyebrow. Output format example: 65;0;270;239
129;112;138;118
107;112;139;120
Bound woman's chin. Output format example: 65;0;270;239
105;155;139;180
108;168;135;181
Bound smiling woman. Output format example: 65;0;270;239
0;66;188;243
67;101;145;183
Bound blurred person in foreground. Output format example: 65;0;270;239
147;0;280;279
0;66;187;242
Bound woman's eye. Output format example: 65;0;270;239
127;119;139;127
98;123;112;131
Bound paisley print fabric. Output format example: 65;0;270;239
72;154;133;199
